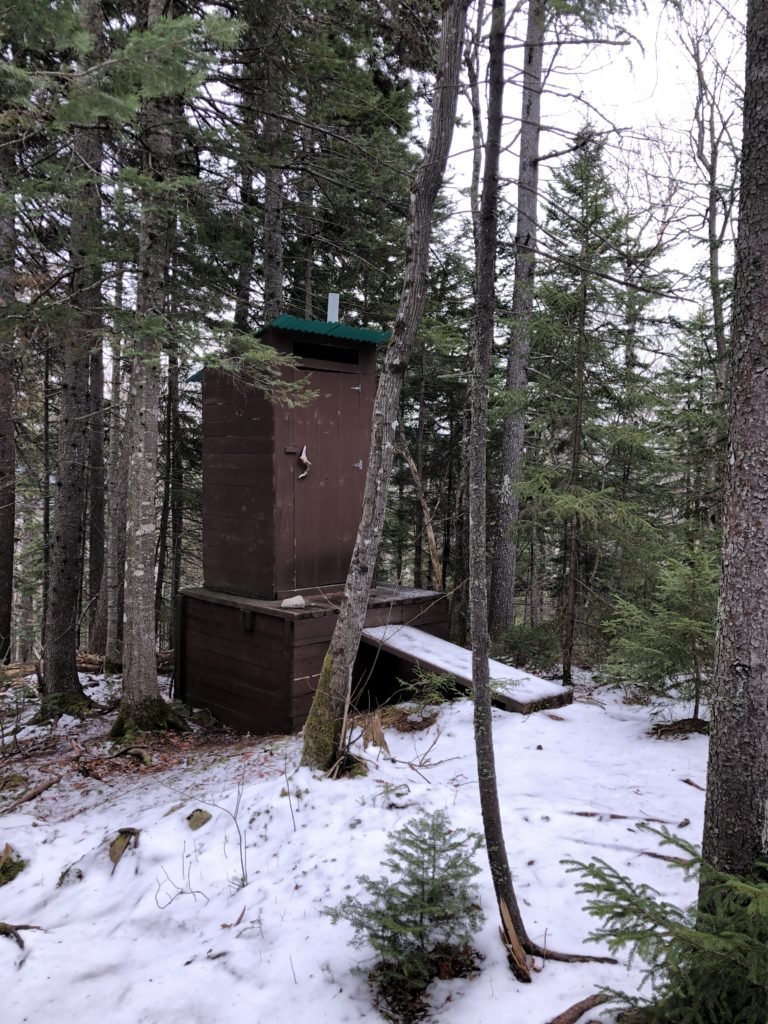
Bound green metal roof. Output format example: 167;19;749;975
260;314;390;344
188;316;389;383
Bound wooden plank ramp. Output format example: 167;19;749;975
361;624;573;715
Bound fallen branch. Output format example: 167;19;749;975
681;777;705;791
0;922;44;949
4;775;61;813
641;850;688;866
526;942;617;965
567;810;675;825
546;992;611;1024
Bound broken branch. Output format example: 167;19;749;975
4;775;61;813
546;992;611;1024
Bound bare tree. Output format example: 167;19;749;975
701;0;768;878
466;0;536;979
470;2;614;974
301;0;470;771
489;0;546;641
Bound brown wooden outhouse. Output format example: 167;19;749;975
176;316;449;734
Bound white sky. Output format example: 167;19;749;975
440;0;745;322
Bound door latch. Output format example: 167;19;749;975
298;444;312;479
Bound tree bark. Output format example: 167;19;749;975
413;353;426;587
301;0;469;772
43;0;103;708
155;369;172;645
561;268;587;687
263;110;284;321
105;266;128;670
397;439;443;591
489;0;546;640
116;0;179;732
168;351;183;647
87;341;105;651
0;140;16;664
42;342;51;647
701;0;768;877
466;0;533;978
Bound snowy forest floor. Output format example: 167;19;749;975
0;667;707;1024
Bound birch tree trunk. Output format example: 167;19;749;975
701;0;768;877
0;140;16;664
114;0;180;734
489;0;546;640
43;0;103;710
301;0;469;771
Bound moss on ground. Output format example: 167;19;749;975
0;848;26;887
110;696;186;739
37;692;91;722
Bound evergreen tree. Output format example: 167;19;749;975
523;129;660;681
605;546;718;721
327;810;484;1014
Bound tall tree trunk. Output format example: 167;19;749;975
168;351;183;647
489;0;546;640
529;520;541;626
155;371;172;644
43;0;103;710
42;341;51;648
234;169;255;334
115;0;179;733
701;0;768;877
561;269;587;687
450;406;471;644
0;141;16;664
301;0;469;772
87;342;105;650
466;0;534;978
413;353;426;587
105;266;127;670
263;110;284;320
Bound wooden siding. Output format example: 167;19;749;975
201;327;377;600
202;368;276;596
176;587;450;735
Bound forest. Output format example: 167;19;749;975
2;1;768;1022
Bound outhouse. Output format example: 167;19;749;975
175;316;450;734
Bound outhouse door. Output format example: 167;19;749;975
276;367;367;594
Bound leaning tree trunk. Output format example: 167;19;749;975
701;0;768;878
114;0;179;735
0;140;16;664
43;0;103;711
489;0;546;641
466;0;534;981
301;0;470;771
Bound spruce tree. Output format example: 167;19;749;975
524;129;660;681
327;810;484;1015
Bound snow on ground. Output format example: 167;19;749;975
1;669;707;1024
